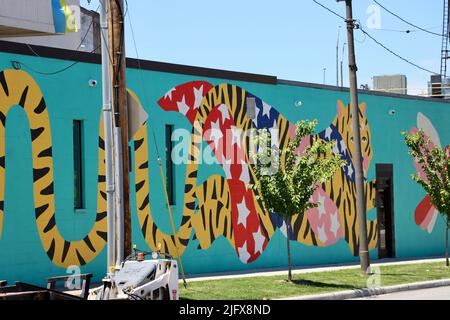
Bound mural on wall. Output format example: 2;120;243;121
139;81;378;262
0;69;378;269
0;69;107;268
409;112;449;234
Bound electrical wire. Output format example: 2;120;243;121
15;4;101;76
11;44;101;75
125;0;161;159
373;0;444;37
312;0;345;20
311;0;439;75
357;22;439;75
25;4;101;58
126;0;188;289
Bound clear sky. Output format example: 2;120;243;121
81;0;444;95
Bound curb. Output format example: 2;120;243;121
277;279;450;300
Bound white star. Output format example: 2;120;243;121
209;120;223;149
238;242;251;263
340;141;347;154
280;220;288;237
347;164;354;177
262;102;272;117
332;141;340;154
252;105;261;127
164;87;176;100
218;104;230;121
271;119;278;130
237;199;250;228
330;211;341;237
318;193;327;218
270;121;279;148
239;161;250;184
317;224;328;243
193;85;204;110
333;140;340;154
176;95;190;115
230;126;242;148
253;227;266;254
325;127;333;140
222;162;232;179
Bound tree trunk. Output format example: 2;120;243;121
285;218;293;282
446;217;449;267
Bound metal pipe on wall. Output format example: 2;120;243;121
114;127;124;266
100;0;116;275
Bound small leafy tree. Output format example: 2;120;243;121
403;129;450;267
250;119;345;282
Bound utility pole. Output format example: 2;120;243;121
108;0;131;263
338;0;371;275
336;26;341;86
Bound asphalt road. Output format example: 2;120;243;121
351;286;450;300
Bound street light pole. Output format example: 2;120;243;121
323;67;327;84
336;26;341;86
338;0;371;275
341;42;346;87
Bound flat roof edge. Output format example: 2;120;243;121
0;40;277;85
0;40;448;103
278;79;450;104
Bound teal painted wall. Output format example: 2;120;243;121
0;51;447;286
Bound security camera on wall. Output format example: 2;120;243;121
88;79;98;87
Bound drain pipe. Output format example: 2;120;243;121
114;127;124;267
100;0;116;276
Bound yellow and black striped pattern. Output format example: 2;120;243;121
0;69;107;268
132;88;235;256
315;101;377;255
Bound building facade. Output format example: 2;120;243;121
373;74;408;95
2;1;101;54
0;41;448;286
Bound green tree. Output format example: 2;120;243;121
250;119;345;282
403;129;450;267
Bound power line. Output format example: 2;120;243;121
16;4;101;75
312;0;345;20
358;22;439;75
11;44;101;75
125;0;161;158
25;4;100;58
374;26;442;34
373;0;444;37
311;0;439;75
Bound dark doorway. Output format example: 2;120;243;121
375;164;396;259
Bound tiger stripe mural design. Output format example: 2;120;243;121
153;81;378;259
0;69;108;268
0;69;378;269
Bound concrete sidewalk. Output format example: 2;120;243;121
280;279;450;300
183;256;446;283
